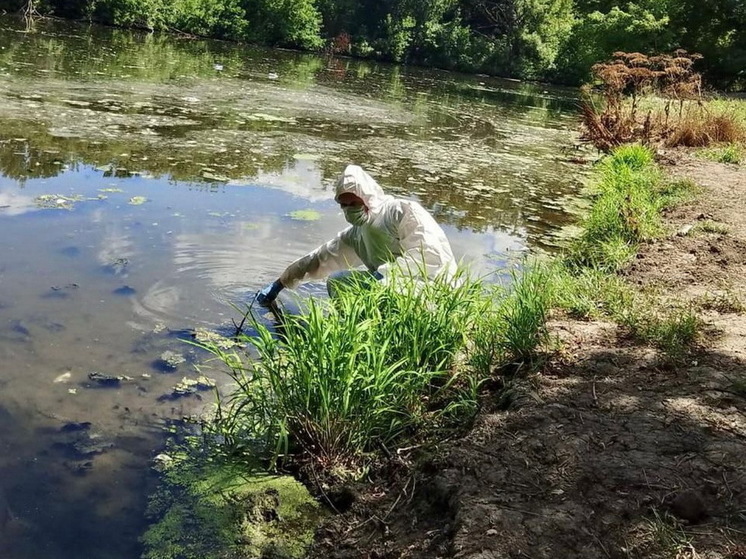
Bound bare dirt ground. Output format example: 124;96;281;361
308;151;746;559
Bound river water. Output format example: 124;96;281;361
0;15;584;558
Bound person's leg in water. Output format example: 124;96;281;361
326;269;383;298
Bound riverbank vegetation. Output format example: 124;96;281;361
153;141;711;558
4;0;745;87
581;51;746;152
552;144;702;364
202;266;551;474
136;66;746;552
199;149;707;476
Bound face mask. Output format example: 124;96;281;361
343;206;368;226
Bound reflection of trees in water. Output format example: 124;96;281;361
0;16;580;238
0;130;292;184
0;16;325;84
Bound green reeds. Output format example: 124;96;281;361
469;265;552;374
202;265;553;470
204;270;484;469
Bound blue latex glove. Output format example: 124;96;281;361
257;279;284;306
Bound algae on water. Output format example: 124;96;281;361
287;209;321;221
141;440;321;559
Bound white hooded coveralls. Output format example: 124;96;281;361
280;165;457;289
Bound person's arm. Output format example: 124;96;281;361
279;227;363;289
376;201;457;282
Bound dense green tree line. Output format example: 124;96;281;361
4;0;744;87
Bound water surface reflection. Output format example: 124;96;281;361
0;15;586;558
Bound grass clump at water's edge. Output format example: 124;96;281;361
200;266;552;474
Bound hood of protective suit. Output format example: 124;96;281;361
334;165;392;216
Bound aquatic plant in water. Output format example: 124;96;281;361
141;437;320;559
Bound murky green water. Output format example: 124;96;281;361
0;15;585;558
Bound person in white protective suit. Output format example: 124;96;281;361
256;165;457;305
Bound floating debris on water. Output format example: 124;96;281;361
246;112;295;124
104;257;129;275
55;422;114;458
128;196;148;205
159;350;187;370
87;371;134;386
293;153;321;161
202;171;230;182
112;285;137;296
50;283;79;291
193;328;241;350
34;194;85;210
165;375;217;399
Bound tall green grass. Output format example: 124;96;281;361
205;271;480;469
548;144;703;363
202;266;551;470
569;144;694;271
469;265;552;375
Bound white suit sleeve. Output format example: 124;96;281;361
377;201;456;282
280;228;363;289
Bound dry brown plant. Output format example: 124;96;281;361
580;51;722;152
666;112;745;147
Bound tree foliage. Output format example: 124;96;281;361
4;0;744;88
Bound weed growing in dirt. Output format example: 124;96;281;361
622;305;701;364
693;219;730;235
549;261;702;363
657;178;698;208
696;290;744;313
202;266;551;471
697;143;743;165
633;510;694;558
549;265;634;320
